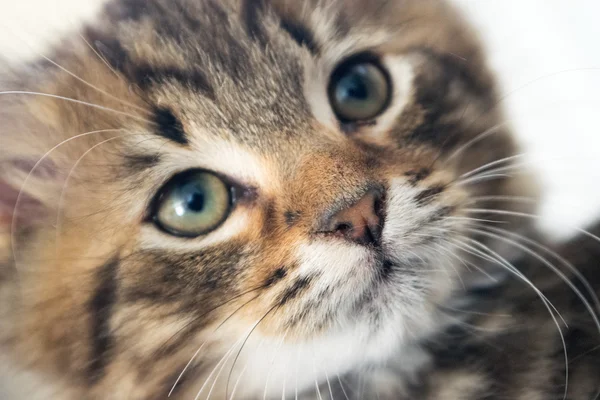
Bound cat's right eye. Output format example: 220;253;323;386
152;170;233;237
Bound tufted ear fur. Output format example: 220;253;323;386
0;147;68;266
0;65;66;263
0;157;62;224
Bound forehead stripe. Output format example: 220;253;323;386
134;64;216;100
153;107;189;146
279;16;320;55
240;0;319;55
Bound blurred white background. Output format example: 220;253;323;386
1;0;599;240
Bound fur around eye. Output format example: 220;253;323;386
328;54;392;123
152;170;233;237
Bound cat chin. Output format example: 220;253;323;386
222;258;451;398
230;303;437;399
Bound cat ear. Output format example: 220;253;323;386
0;157;64;231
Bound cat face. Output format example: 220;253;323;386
0;0;537;397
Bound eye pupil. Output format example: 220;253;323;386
187;191;205;213
340;68;369;101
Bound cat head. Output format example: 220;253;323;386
0;0;537;397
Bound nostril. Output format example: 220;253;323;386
334;222;353;235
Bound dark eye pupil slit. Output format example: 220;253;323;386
187;192;205;213
346;75;369;100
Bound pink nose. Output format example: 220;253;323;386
322;189;383;246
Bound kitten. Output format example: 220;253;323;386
0;0;596;399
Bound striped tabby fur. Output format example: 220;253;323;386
0;0;597;398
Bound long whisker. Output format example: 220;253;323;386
36;53;151;114
444;121;513;166
336;374;350;400
281;368;287;400
295;344;300;400
324;369;335;400
228;337;267;400
459;154;526;180
311;344;324;400
168;293;261;397
464;208;600;245
262;328;291;400
0;91;155;124
455;173;513;187
444;215;507;225
194;329;250;400
78;34;122;80
439;238;500;283
439;304;512;318
461;163;527;180
158;286;265;359
225;303;280;400
466;195;538;206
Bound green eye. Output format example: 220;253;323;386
328;56;391;122
154;171;232;237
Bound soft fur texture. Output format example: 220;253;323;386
0;0;597;399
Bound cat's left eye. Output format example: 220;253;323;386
152;170;232;237
328;55;391;123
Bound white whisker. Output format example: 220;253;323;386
36;53;150;114
459;154;526;180
465;208;600;245
194;329;251;400
169;294;261;396
228;338;266;400
443;241;500;283
466;195;538;205
225;304;279;399
444;216;507;225
263;329;290;400
0;91;154;124
444;121;512;165
456;173;513;187
78;34;122;80
168;342;207;397
312;343;324;400
336;374;350;400
295;346;300;400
